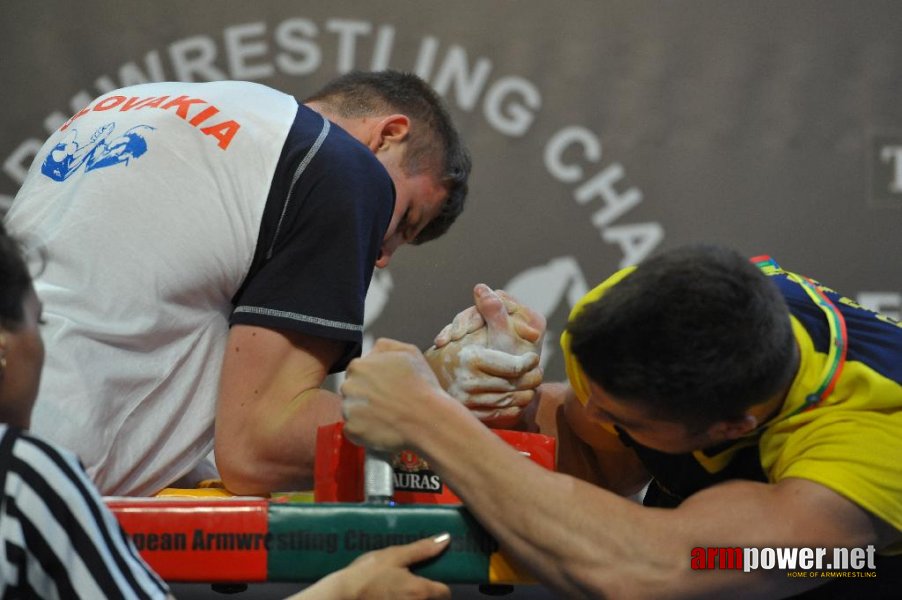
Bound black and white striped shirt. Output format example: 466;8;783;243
0;425;169;599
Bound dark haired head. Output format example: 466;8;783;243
568;244;797;431
0;222;32;328
305;70;471;243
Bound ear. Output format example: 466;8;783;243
370;114;410;152
705;414;758;442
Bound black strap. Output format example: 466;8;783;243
0;426;21;516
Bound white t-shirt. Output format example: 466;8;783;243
5;81;393;495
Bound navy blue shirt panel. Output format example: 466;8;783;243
231;104;395;372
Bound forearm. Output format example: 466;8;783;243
414;401;886;598
216;326;347;495
408;393;680;599
217;386;343;495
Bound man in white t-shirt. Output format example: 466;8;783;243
4;71;479;496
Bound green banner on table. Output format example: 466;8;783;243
267;504;496;583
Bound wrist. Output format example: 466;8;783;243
409;390;482;465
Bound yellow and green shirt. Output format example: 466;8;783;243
561;261;902;545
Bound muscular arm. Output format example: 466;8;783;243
412;393;893;598
341;342;899;600
214;325;345;495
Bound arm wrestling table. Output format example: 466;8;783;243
105;424;555;586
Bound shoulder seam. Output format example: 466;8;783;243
266;115;331;260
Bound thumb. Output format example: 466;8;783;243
475;285;519;353
390;533;452;567
497;290;545;344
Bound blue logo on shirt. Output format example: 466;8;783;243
40;122;155;182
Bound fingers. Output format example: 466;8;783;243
341;340;446;453
417;577;452;600
432;282;506;348
451;367;542;398
372;534;454;598
512;319;544;345
343;536;453;600
467;390;536;430
340;395;368;421
461;390;535;409
388;533;451;566
470;405;526;424
433;306;484;347
342;338;422;394
458;345;539;378
392;576;452;600
475;285;523;355
474;283;508;333
340;364;369;400
497;290;546;344
497;289;537;319
433;284;547;350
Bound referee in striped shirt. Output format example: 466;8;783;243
0;426;171;598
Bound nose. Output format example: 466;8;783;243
375;246;394;269
375;233;406;269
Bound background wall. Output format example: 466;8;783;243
2;2;900;595
3;0;900;383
